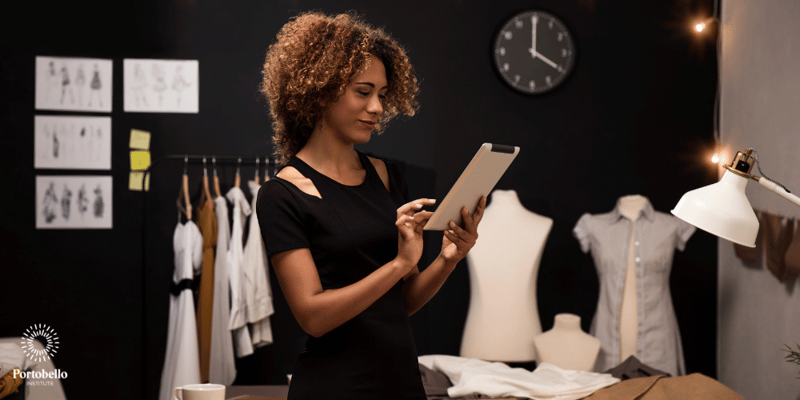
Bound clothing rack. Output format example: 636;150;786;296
140;154;275;397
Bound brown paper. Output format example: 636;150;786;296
785;219;800;274
763;213;794;282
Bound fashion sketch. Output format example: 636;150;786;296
88;63;102;108
36;56;112;112
34;116;111;170
123;58;198;113
60;65;75;105
36;176;112;229
130;62;148;108
151;63;167;107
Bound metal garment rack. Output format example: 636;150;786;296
140;154;274;396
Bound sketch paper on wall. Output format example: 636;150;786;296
36;176;113;229
35;56;113;113
34;116;111;170
124;59;199;113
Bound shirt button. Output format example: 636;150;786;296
635;257;641;263
635;241;640;246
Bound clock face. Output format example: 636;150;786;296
494;10;576;94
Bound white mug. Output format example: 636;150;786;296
173;383;225;400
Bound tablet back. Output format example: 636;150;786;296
424;143;520;231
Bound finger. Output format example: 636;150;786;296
460;206;477;233
412;210;433;225
397;202;422;218
472;196;487;226
449;220;478;244
397;198;435;218
443;229;466;248
396;215;414;237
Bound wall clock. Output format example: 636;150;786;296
493;10;576;94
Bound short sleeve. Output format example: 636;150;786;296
256;179;310;256
674;216;696;252
572;213;593;253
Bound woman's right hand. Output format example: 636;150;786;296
395;198;435;272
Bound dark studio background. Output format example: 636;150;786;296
1;1;719;399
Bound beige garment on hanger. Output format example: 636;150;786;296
196;183;217;383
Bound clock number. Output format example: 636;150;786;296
548;20;554;29
545;76;552;85
504;31;513;40
514;75;520;84
562;49;568;57
498;47;506;56
503;63;510;72
515;19;523;28
557;33;563;42
529;80;536;90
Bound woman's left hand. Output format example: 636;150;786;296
441;196;486;264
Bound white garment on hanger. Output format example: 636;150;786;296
243;180;274;347
209;196;236;384
226;186;253;358
159;221;203;400
418;355;619;400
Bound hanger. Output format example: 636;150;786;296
212;156;222;198
202;155;212;201
254;157;260;184
177;155;192;220
234;157;241;188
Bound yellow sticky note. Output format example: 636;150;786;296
129;171;150;191
130;129;151;150
130;150;151;171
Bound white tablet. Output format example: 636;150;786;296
424;143;520;231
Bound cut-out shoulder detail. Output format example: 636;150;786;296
368;156;391;193
277;166;322;199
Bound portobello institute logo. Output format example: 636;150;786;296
21;324;60;363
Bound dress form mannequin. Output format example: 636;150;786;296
572;195;693;376
460;189;553;362
617;194;646;363
532;313;600;371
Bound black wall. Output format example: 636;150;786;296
1;1;718;399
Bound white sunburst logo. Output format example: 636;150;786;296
21;324;60;363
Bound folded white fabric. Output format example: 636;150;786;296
418;354;619;400
0;343;26;375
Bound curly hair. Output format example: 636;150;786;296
260;11;420;164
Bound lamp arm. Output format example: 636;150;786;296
757;177;800;208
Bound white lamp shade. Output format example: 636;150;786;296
671;170;759;247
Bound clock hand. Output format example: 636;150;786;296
528;15;538;58
535;52;560;70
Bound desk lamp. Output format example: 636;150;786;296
671;148;800;247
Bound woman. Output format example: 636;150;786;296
257;11;485;399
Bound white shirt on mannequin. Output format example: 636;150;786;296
460;189;552;362
532;313;600;371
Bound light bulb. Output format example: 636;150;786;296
711;154;720;164
695;22;706;32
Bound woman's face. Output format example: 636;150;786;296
319;57;387;145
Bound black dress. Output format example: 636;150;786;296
256;150;427;400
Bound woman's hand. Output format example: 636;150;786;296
441;196;486;264
395;198;435;272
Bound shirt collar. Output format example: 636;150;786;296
611;196;655;222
